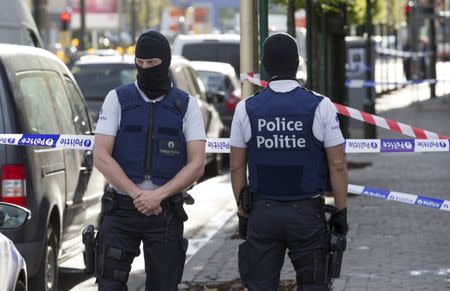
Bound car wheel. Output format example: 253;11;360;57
29;225;58;291
15;280;26;291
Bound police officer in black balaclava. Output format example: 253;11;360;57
230;32;348;291
135;30;172;98
262;32;299;80
93;30;207;291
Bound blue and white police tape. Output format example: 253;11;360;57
344;139;450;153
1;135;450;154
345;79;438;88
0;134;95;150
348;184;450;212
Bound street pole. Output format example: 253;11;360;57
131;0;137;44
364;0;376;138
287;0;296;38
258;0;268;81
306;0;313;89
429;0;437;98
240;0;259;98
80;0;86;50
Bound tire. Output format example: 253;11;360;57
29;225;59;291
15;281;26;291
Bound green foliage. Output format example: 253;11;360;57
137;0;170;30
270;0;404;27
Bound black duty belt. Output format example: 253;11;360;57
110;189;181;210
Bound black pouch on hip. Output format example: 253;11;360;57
101;188;118;215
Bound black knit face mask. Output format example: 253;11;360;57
262;33;300;80
135;31;172;99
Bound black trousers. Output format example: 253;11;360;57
97;195;188;291
238;197;330;291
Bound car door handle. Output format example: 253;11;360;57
80;166;92;174
42;163;65;177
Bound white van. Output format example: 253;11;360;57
0;0;44;48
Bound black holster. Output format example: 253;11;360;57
82;224;97;275
238;187;253;213
168;193;189;222
101;187;118;215
325;205;347;279
328;232;346;278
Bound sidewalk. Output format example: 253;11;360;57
176;93;450;290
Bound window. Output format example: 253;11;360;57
182;42;240;74
46;73;76;134
16;73;58;134
65;78;92;135
197;71;226;92
24;29;40;47
72;64;137;100
180;66;201;98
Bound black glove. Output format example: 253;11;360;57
329;207;348;235
237;213;248;239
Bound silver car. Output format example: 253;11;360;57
0;202;31;291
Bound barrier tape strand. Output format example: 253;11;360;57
348;184;450;212
240;73;449;140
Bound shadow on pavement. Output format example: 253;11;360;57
58;268;94;291
180;279;298;291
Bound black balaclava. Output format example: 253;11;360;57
135;30;172;99
262;33;299;81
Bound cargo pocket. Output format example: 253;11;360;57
238;242;249;287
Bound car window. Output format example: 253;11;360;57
187;67;207;100
172;64;201;98
46;73;76;134
170;64;188;92
72;64;136;100
197;70;226;92
24;29;39;47
65;78;92;135
181;43;240;74
16;73;59;133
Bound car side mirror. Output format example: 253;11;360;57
206;91;225;104
0;202;31;229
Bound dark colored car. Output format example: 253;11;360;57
191;61;241;134
0;44;106;291
72;54;225;174
172;34;241;75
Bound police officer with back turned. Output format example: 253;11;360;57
93;30;206;290
230;33;348;291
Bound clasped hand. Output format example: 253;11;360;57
133;190;164;216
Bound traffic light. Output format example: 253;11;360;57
59;11;70;31
405;1;415;17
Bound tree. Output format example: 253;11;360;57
270;0;404;30
137;0;170;31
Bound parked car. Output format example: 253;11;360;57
0;0;44;48
191;61;241;134
71;54;225;174
0;44;106;291
172;34;241;75
172;33;307;84
0;202;30;291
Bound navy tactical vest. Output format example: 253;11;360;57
246;86;329;200
112;84;189;185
